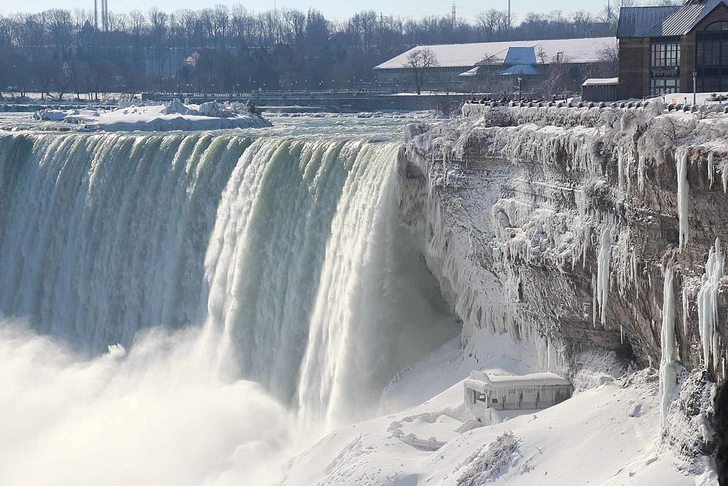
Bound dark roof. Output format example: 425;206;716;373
617;6;679;38
647;4;704;36
619;1;728;38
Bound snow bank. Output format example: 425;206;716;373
283;363;711;485
34;100;271;131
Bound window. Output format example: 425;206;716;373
650;78;680;96
696;22;728;93
705;21;728;32
491;398;498;404
650;39;680;67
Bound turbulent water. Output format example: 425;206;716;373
0;116;458;485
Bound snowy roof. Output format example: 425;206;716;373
458;66;480;77
373;37;617;70
466;371;572;389
582;77;619;86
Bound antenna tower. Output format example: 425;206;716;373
452;2;456;27
94;0;109;31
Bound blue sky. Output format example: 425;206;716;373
1;0;610;22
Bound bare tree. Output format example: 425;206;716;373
406;47;438;95
597;41;619;77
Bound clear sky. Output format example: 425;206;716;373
0;0;609;23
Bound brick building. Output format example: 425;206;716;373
618;0;728;100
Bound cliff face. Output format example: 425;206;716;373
398;105;728;383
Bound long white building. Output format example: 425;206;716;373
373;37;617;95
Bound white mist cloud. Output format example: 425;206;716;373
0;320;293;486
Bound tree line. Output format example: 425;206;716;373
0;3;662;99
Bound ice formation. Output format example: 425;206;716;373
596;227;612;328
676;148;689;251
659;264;679;431
697;238;724;371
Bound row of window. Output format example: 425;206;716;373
649;23;728;95
650;41;680;68
650;78;679;96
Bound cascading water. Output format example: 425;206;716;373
0;123;459;484
0;132;243;350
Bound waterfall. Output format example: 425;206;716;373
0;130;457;430
0;132;242;350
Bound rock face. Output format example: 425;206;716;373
398;105;728;383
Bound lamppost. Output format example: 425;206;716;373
517;71;523;101
693;69;698;105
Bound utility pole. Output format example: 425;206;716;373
507;0;511;40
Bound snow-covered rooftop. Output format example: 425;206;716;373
583;77;619;86
373;37;617;70
467;370;572;388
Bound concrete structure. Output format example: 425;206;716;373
617;0;728;100
464;371;572;422
373;37;617;96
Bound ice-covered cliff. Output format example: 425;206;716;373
397;102;728;414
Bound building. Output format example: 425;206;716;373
617;0;728;100
463;371;572;423
582;77;619;102
373;37;617;96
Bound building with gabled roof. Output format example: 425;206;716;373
373;37;616;96
617;0;728;99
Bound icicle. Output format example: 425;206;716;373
617;147;625;194
633;253;639;299
443;149;448;186
682;286;689;337
582;224;590;270
547;337;551;371
592;273;598;328
708;152;715;189
723;160;728;193
676;148;689;251
638;153;645;193
661;266;678;362
596;227;611;327
659;264;679;431
620;324;624;344
697;238;724;371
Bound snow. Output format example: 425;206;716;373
282;328;709;486
374;37;616;70
467;371;571;388
34;100;271;131
582;77;619;86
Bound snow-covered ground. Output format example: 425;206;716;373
282;329;718;485
34;99;271;131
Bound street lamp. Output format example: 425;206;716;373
517;71;523;101
693;69;698;105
